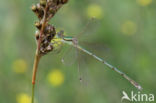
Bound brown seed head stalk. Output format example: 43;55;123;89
32;0;68;55
31;0;68;103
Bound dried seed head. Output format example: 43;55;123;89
40;44;53;55
32;0;68;55
35;21;42;29
32;4;44;19
46;45;53;51
61;0;68;4
53;0;68;5
36;3;42;10
49;7;55;14
40;0;47;7
38;24;56;55
35;31;40;40
31;5;37;12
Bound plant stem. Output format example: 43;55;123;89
31;50;41;103
31;3;48;103
32;84;35;103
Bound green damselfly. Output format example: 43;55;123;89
51;30;142;90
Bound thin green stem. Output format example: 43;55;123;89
31;50;41;103
32;84;35;103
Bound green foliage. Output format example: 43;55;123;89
0;0;156;103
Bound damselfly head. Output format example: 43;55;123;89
57;30;64;38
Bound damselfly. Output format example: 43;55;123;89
51;30;143;90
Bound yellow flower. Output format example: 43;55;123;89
121;20;137;36
47;69;64;87
16;93;31;103
137;0;152;6
86;4;103;19
12;59;27;74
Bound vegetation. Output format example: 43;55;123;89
0;0;156;103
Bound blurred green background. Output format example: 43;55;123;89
0;0;156;103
